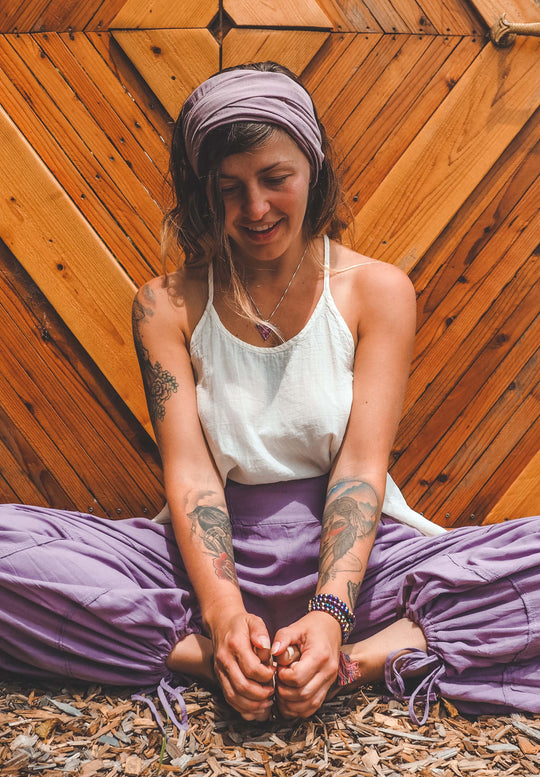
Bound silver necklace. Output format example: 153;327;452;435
242;245;308;340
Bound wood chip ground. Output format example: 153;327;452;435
1;677;539;776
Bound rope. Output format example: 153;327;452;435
490;14;540;47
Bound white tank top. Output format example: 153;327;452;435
155;236;445;536
190;236;354;485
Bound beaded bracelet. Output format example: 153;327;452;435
307;593;355;642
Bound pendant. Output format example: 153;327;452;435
256;323;272;341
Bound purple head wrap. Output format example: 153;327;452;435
182;69;324;180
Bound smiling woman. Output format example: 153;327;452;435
0;61;539;729
218;131;311;261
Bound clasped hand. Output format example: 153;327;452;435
210;609;342;720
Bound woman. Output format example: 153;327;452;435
0;62;539;727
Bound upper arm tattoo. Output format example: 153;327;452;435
132;286;179;426
319;479;380;608
188;503;238;586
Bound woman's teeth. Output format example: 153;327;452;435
247;222;277;233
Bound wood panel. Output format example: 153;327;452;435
0;104;145;427
0;33;164;285
0;0;127;31
110;0;219;29
223;0;332;28
112;29;219;118
0;240;164;516
0;0;537;524
470;0;540;26
351;37;540;271
222;30;329;73
484;451;540;523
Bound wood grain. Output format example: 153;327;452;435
112;28;219;118
222;29;329;73
223;0;332;28
0;105;147;429
483;450;540;523
110;0;218;29
352;37;540;271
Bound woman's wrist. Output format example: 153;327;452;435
201;590;246;631
308;593;355;642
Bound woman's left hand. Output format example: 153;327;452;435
271;611;342;718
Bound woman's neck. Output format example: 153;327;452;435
232;236;311;287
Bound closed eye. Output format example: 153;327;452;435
265;176;288;186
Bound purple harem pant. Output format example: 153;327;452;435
1;475;539;723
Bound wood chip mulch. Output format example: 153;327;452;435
2;677;540;776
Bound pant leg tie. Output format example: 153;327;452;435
132;674;189;734
385;649;445;725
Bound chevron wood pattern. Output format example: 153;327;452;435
0;0;538;526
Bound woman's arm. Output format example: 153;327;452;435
133;278;274;718
274;260;417;717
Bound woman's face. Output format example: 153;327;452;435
217;129;312;266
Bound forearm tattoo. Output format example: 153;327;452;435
319;479;380;609
132;286;178;425
188;503;238;586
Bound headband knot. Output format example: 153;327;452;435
182;70;324;179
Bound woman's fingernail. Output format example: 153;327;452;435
258;636;271;649
271;641;281;655
285;646;295;662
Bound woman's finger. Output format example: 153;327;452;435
217;664;274;717
274;644;301;666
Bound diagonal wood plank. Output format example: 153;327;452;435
343;36;483;211
112;29;219;118
224;0;332;28
483;450;540;523
0;239;163;513
110;0;219;29
384;0;438;34
313;0;382;32
356;0;417;32
417;0;485;34
0;244;164;513
397;261;539;506
0;54;158;287
352;37;540;271
0;402;71;507
400;184;539;442
0;0;124;32
303;33;382;118
0;33;163;282
0;106;148;431
426;357;539;525
222;29;329;74
469;0;540;26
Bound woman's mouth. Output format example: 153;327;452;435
242;220;282;241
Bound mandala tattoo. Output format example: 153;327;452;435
132;291;178;425
188;504;238;585
319;480;379;591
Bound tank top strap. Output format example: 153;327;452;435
323;234;331;293
208;261;214;303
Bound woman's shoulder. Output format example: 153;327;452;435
327;240;416;342
329;240;415;306
133;265;209;336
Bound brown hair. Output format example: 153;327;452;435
162;61;349;325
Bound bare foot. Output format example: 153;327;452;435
332;618;428;694
166;633;216;685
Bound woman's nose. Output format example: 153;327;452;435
243;186;270;220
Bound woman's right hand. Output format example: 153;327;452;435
209;608;276;721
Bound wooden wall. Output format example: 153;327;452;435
0;0;538;526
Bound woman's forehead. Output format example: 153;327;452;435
219;130;310;176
